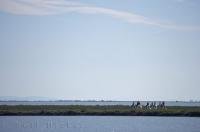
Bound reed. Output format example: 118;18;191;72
0;105;200;116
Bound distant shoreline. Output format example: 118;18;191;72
1;101;200;107
1;100;199;102
0;105;200;117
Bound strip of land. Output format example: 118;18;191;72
0;105;200;117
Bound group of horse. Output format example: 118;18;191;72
131;101;166;109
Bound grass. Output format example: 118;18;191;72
0;105;200;116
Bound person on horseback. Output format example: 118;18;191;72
131;101;135;108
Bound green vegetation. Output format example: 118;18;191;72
0;105;200;116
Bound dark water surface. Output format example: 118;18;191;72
1;101;200;106
0;116;200;132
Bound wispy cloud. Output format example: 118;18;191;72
0;0;199;31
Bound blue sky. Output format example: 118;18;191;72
0;0;200;101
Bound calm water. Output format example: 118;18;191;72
0;101;200;106
0;116;200;132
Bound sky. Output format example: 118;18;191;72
0;0;200;101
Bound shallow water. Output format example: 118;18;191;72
0;116;200;132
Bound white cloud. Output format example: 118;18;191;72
0;0;199;31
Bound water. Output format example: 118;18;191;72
0;116;200;132
0;101;200;106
